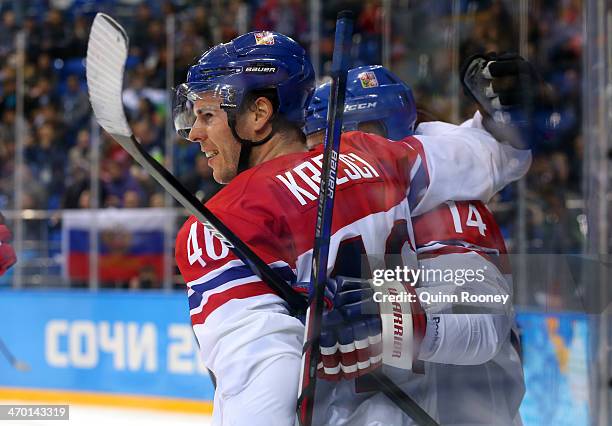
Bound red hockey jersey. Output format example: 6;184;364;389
174;127;530;425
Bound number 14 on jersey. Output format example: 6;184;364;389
445;201;487;236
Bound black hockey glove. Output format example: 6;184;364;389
460;52;557;147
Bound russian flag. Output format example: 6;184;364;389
62;209;173;284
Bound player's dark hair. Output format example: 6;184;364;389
357;120;387;138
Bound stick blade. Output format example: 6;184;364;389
86;13;132;138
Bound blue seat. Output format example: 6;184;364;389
61;58;86;79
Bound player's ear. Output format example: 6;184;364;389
252;96;274;132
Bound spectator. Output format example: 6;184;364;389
27;77;59;114
67;128;90;173
181;154;222;203
18;164;47;210
77;189;90;209
63;168;90;209
26;123;66;200
132;118;163;161
122;65;165;115
67;15;90;58
0;10;17;58
128;264;160;290
129;3;156;56
149;192;165;208
253;0;307;42
40;9;71;59
0;110;17;147
103;160;145;208
0;66;17;114
23;16;42;60
191;6;214;46
123;190;142;208
61;75;90;137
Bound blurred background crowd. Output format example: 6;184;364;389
0;0;587;289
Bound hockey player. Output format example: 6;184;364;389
0;213;16;276
303;65;417;150
304;64;526;425
172;32;531;425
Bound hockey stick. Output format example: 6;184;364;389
296;11;353;426
86;13;306;313
0;338;30;372
296;11;439;426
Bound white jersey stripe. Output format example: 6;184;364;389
189;275;262;316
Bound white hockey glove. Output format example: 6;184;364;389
317;276;426;381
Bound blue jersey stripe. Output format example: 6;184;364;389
408;162;429;211
188;265;297;309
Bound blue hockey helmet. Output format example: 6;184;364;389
173;31;315;140
304;65;417;140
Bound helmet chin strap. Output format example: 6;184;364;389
226;113;278;175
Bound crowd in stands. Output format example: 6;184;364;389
0;0;585;288
458;0;584;254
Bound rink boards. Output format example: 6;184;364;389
0;291;591;423
0;290;214;412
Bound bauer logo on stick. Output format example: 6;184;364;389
358;71;379;88
254;32;275;45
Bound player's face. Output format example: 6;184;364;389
189;93;241;184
